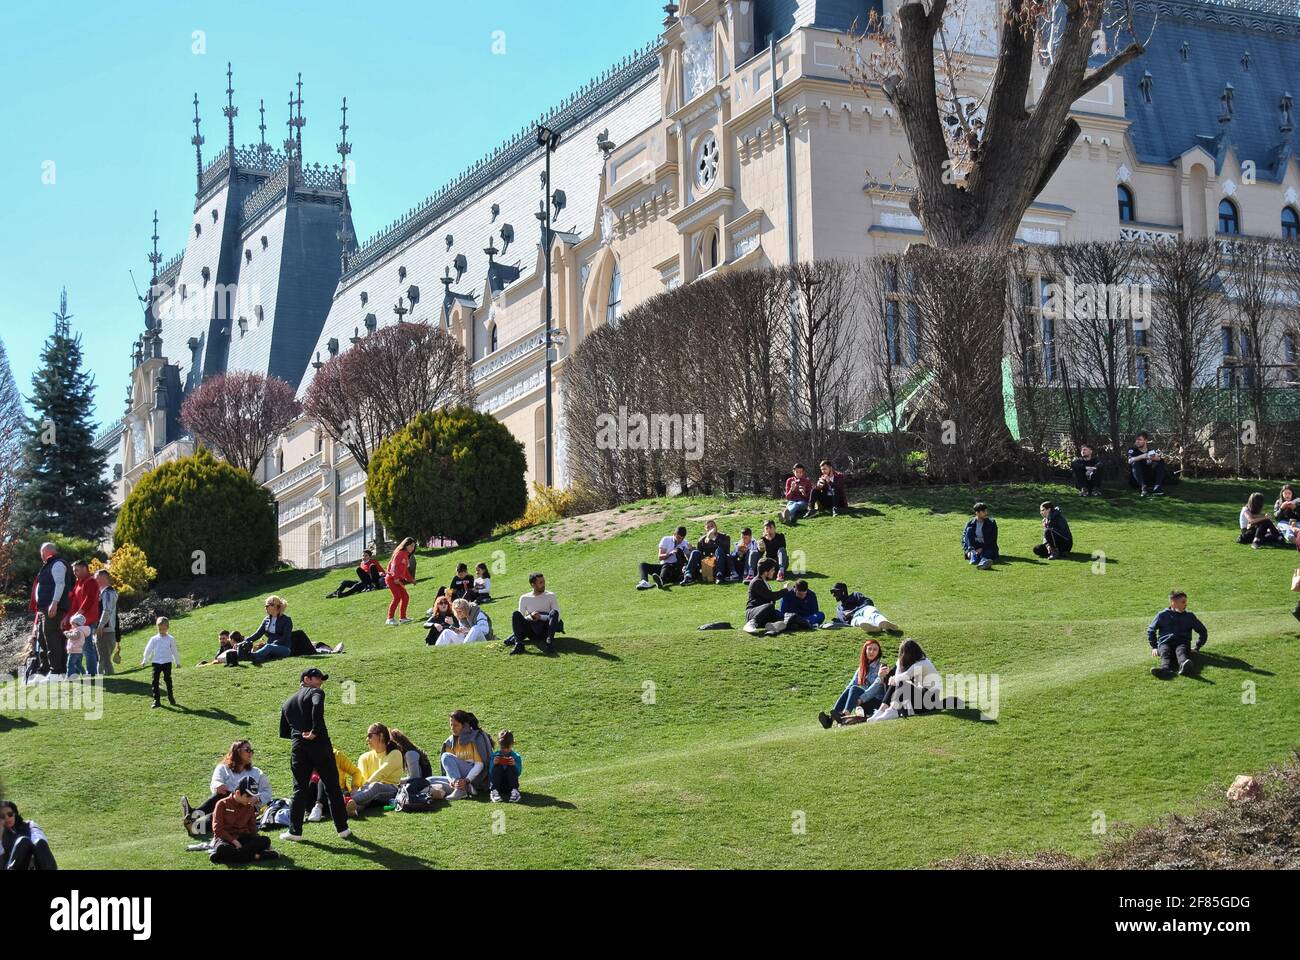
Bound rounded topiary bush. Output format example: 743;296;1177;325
115;448;278;582
368;406;528;545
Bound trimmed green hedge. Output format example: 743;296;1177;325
114;448;278;582
368;407;528;546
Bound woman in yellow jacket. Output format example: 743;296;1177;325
308;749;364;823
346;723;406;815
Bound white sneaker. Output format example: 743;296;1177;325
399;618;413;625
879;620;899;632
332;642;345;654
509;789;521;803
447;788;467;800
337;828;352;839
308;804;324;822
866;706;901;723
742;620;763;635
279;830;304;842
490;790;502;803
765;619;788;635
636;579;653;590
385;618;398;626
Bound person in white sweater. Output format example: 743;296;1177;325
141;616;180;709
439;599;494;645
865;639;945;723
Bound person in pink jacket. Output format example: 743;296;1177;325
385;538;417;625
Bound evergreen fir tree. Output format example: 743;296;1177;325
0;334;24;463
15;290;115;539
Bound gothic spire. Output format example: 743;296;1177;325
191;93;205;192
145;210;162;341
336;97;354;271
223;62;238;158
258;98;269;164
292;72;306;155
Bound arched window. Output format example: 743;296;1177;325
1117;184;1135;223
606;262;622;326
276;448;285;475
1218;198;1240;235
1283;206;1300;240
489;323;498;354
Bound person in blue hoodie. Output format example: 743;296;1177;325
1032;501;1074;559
778;580;823;630
1148;590;1208;678
962;503;998;569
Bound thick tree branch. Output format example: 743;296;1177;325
1077;42;1144;97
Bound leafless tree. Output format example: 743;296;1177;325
302;322;475;470
789;260;856;466
1223;238;1285;475
180;371;301;474
1044;239;1144;462
907;244;1012;481
856;255;912;481
1005;249;1054;470
1144;238;1224;472
842;0;1148;441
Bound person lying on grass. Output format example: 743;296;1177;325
827;582;899;633
182;739;273;836
196;630;237;667
1032;501;1074;560
1148;589;1208;679
818;638;888;729
962;502;998;569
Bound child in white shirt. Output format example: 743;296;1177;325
141;616;180;709
474;562;492;601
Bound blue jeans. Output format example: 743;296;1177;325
785;500;809;521
66;653;84;677
84;636;99;676
252;642;292;664
733;551;758;579
833;676;886;715
966;545;997;565
773;547;788;576
685;549;703;581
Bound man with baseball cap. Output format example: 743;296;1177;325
209;775;278;865
279;667;351;841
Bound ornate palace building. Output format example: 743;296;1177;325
103;0;1300;567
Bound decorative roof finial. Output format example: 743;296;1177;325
258;98;268;163
224;62;238;158
663;3;679;28
191;93;205;192
336;97;354;271
1220;82;1235;125
1282;92;1294;134
292;72;306;155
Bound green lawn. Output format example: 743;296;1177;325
3;479;1298;869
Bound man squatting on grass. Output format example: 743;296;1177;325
1148;590;1208;678
509;572;561;656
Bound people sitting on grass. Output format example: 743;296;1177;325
390;729;434;780
142;616;180;708
1148;589;1208;678
759;520;789;581
346;723;406;816
781;463;814;525
1275;485;1299;524
818;638;888;728
778;579;823;630
308;747;364;824
637;526;692;589
694;520;733;584
1239;492;1283;549
248;596;294;664
424;594;456;645
436;598;494;645
386;538;417;625
859;639;955;723
2;800;57;870
490;730;524;803
732;527;760;583
435;710;495;800
827;582;899;632
181;739;273;836
811;460;848;516
962;503;999;569
509;572;561;656
1070;445;1103;497
1033;501;1074;559
209;776;279;865
449;563;480;602
473;563;492;601
742;559;790;635
326;549;387;598
1128;431;1167;496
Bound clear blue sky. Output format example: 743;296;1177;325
0;0;661;433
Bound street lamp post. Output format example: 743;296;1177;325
536;124;562;487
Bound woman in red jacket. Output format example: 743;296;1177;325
386;538;417;625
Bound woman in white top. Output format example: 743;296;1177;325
180;740;273;836
1238;492;1282;548
866;639;949;723
437;599;493;645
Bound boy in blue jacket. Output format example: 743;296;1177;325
490;730;524;803
778;580;824;630
1148;590;1208;678
962;503;998;569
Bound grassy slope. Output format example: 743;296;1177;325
2;480;1298;870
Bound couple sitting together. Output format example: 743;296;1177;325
197;597;343;667
423;593;496;646
818;638;964;728
636;519;790;589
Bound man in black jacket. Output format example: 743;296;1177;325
742;559;788;635
30;542;72;677
1147;590;1208;678
1032;501;1074;559
279;668;351;840
1070;445;1103;496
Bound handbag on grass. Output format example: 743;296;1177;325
112;643;122;664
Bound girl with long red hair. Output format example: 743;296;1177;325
817;638;889;728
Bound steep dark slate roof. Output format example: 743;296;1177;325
755;0;881;47
1118;0;1300;179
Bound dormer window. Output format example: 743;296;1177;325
244;248;252;263
260;235;269;249
201;266;211;286
211;209;219;223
